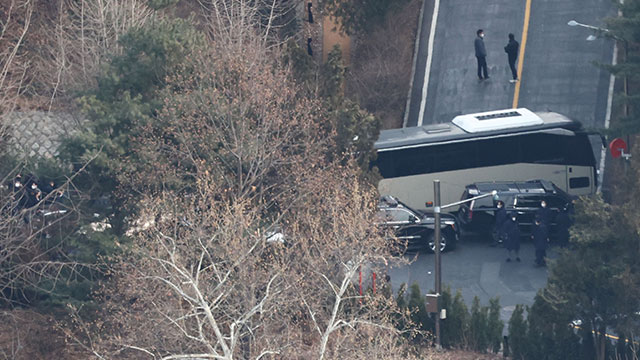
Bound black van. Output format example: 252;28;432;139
377;195;459;253
457;180;573;238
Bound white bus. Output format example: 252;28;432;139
374;108;599;211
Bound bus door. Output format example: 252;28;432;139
566;165;594;196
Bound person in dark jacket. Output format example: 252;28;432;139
555;205;572;248
535;200;552;227
504;214;521;262
307;37;313;56
531;218;549;266
504;33;519;82
307;2;314;24
12;176;28;209
27;181;42;208
492;200;508;246
474;29;488;80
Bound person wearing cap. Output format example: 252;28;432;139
504;213;521;262
532;217;549;266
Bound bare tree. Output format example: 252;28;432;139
15;0;153;110
0;0;33;136
84;166;415;360
62;44;420;359
196;0;298;57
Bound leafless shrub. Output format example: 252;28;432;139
63;43;418;359
346;0;419;129
0;0;33;137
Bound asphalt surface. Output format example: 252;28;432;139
395;0;617;327
405;0;615;127
389;236;556;324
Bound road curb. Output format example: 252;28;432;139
403;0;429;128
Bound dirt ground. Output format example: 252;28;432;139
346;0;422;130
323;15;351;63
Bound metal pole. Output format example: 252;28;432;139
433;180;442;350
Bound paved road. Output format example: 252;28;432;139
405;0;615;127
389;237;556;324
396;0;616;326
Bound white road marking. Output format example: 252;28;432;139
417;0;440;127
402;0;428;128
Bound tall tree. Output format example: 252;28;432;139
604;0;640;135
70;45;416;359
534;195;640;360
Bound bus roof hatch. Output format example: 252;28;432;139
452;108;544;133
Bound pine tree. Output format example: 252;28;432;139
406;283;433;343
602;0;640;135
487;297;504;353
508;304;528;360
439;287;469;348
469;296;489;352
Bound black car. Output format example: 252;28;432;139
457;180;573;239
376;195;459;253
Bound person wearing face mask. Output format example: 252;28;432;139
531;217;549;266
27;181;42;208
504;213;521;262
491;200;507;247
535;200;551;227
475;29;489;80
12;176;28;209
554;205;572;248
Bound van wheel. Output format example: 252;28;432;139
427;232;456;253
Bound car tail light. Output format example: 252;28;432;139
468;209;473;221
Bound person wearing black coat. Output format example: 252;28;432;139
504;33;519;82
474;29;488;80
307;38;313;56
531;218;549;266
307;2;314;24
535;200;552;227
504;214;521;262
492;200;508;246
555;206;572;248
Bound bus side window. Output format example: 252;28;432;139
521;134;564;164
432;142;476;172
475;137;521;167
569;177;590;189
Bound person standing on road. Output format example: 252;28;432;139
475;29;489;80
492;200;508;247
505;214;521;262
531;217;549;266
504;33;519;83
555;206;572;248
535;200;552;227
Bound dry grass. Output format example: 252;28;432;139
0;309;83;359
347;0;421;129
